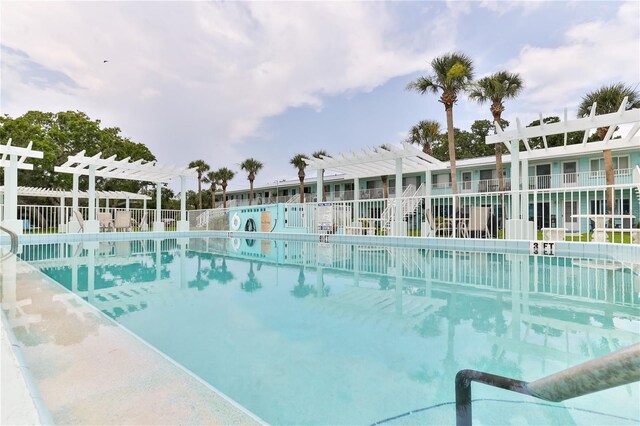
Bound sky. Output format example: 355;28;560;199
1;0;639;192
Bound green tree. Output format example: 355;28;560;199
0;110;156;199
188;159;210;210
239;158;263;205
406;120;441;156
203;170;221;209
469;71;524;191
216;167;235;209
577;83;640;213
312;150;329;201
290;154;308;204
407;52;475;194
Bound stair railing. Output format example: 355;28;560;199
455;342;640;425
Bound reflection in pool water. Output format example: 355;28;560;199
17;238;640;425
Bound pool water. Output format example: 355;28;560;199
19;238;640;425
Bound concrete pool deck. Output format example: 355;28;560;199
0;255;263;425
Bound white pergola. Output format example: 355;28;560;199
304;142;446;234
0;139;44;234
54;151;197;233
485;98;640;238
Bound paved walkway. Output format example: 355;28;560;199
1;256;262;425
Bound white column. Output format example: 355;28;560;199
317;169;324;203
68;173;82;233
153;182;165;232
106;198;110;210
521;157;530;229
84;165;99;233
422;170;433;237
177;175;189;231
394;158;404;236
2;154;22;234
125;197;130;210
353;177;360;225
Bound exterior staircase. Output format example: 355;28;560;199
380;183;425;234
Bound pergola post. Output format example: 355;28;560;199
353;177;360;225
317;169;324;203
177;175;189;231
393;158;404;236
153;182;165;232
125;197;129;211
2;153;22;234
521;157;529;227
84;164;99;233
68;173;81;233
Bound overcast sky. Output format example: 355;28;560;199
1;1;639;191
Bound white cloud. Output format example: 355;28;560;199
1;1;454;190
507;1;640;112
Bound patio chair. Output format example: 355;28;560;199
114;210;132;232
423;209;435;237
97;212;114;232
467;207;490;238
73;210;85;233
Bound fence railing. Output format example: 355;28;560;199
10;205;182;234
4;182;640;242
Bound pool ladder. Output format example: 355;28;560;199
0;225;19;262
456;342;640;425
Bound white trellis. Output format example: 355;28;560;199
304;142;446;235
54;151;197;233
485;98;640;239
0;139;44;234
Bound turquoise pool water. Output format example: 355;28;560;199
19;238;640;425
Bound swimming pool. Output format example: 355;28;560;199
14;237;640;424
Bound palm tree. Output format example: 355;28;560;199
216;167;235;209
312;150;329;201
290;154;308;203
407;52;475;194
240;158;263;205
469;71;524;191
406;120;441;156
577;83;640;213
188;160;210;210
203;170;220;209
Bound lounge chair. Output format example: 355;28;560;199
423;209;435;237
97;212;114;232
137;211;149;231
73;210;85;233
114;210;132;232
466;207;490;238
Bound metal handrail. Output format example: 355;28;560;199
0;225;19;261
456;342;640;425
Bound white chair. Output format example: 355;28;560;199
97;212;114;232
73;210;85;233
467;207;490;238
114;210;132;232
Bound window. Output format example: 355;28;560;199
590;156;630;176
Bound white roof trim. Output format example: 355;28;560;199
304;142;446;178
54;150;198;183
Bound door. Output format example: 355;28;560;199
563;162;577;186
479;170;494;192
564;201;578;232
536;164;551;189
462;172;472;192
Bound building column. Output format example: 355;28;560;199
153;182;165;232
58;196;66;233
177;175;189;231
317;169;324;203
